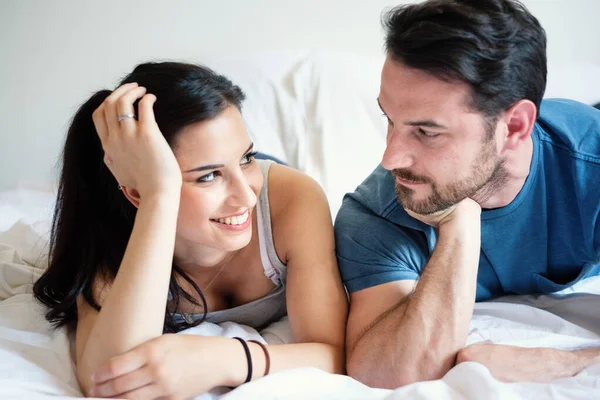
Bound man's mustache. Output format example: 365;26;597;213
391;169;430;184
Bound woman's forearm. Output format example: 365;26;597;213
79;193;180;381
209;338;345;387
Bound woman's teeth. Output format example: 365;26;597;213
215;210;249;225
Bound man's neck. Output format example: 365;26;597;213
476;136;534;210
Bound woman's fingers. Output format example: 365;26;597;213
90;366;154;398
115;86;148;132
111;383;164;400
90;83;180;197
103;82;139;134
92;104;109;144
92;349;147;385
138;93;157;128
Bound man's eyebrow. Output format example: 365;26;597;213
377;98;447;129
404;120;448;129
183;142;254;173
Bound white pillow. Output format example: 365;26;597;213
203;51;309;167
0;186;54;268
287;51;387;217
204;50;388;217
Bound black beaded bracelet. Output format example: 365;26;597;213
232;337;253;384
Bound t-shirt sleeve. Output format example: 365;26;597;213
595;204;600;261
334;194;429;293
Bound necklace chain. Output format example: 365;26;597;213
204;262;227;292
180;251;237;324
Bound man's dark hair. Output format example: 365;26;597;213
383;0;547;119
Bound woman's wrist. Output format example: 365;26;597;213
141;189;181;208
218;338;249;387
219;338;267;387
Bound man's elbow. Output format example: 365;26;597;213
329;343;347;375
345;349;410;389
346;348;453;389
347;361;425;389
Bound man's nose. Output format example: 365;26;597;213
381;130;414;171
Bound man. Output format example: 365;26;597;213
334;0;600;389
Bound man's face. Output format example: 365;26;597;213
379;57;506;214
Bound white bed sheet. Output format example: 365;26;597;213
1;221;600;399
2;249;599;400
1;147;600;399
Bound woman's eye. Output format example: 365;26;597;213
197;172;216;183
241;151;258;165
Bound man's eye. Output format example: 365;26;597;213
418;128;438;138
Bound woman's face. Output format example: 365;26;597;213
171;106;263;253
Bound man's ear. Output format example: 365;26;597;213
120;186;141;208
500;99;537;153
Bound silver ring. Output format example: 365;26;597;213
117;113;136;122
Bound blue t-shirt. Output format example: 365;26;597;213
335;99;600;301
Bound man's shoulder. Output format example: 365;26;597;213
335;165;400;226
345;164;398;216
334;165;429;233
333;166;433;293
537;99;600;161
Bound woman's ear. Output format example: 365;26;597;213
501;99;537;152
120;186;141;208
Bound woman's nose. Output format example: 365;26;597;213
228;173;258;208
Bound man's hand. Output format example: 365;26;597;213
457;343;600;383
404;198;481;230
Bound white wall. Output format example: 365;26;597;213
1;0;599;189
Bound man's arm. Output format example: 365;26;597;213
456;344;600;382
346;199;481;388
455;207;600;382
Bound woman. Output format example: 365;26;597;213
33;62;348;399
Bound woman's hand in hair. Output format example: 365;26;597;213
92;83;182;200
87;334;232;399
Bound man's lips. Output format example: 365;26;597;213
395;176;427;186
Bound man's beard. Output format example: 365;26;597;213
392;124;508;215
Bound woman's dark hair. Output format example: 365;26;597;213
382;0;547;119
33;62;245;333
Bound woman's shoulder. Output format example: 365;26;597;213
264;163;333;258
265;163;329;213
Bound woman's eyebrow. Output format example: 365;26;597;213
183;143;254;173
184;164;224;173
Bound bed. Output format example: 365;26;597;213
1;51;600;399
